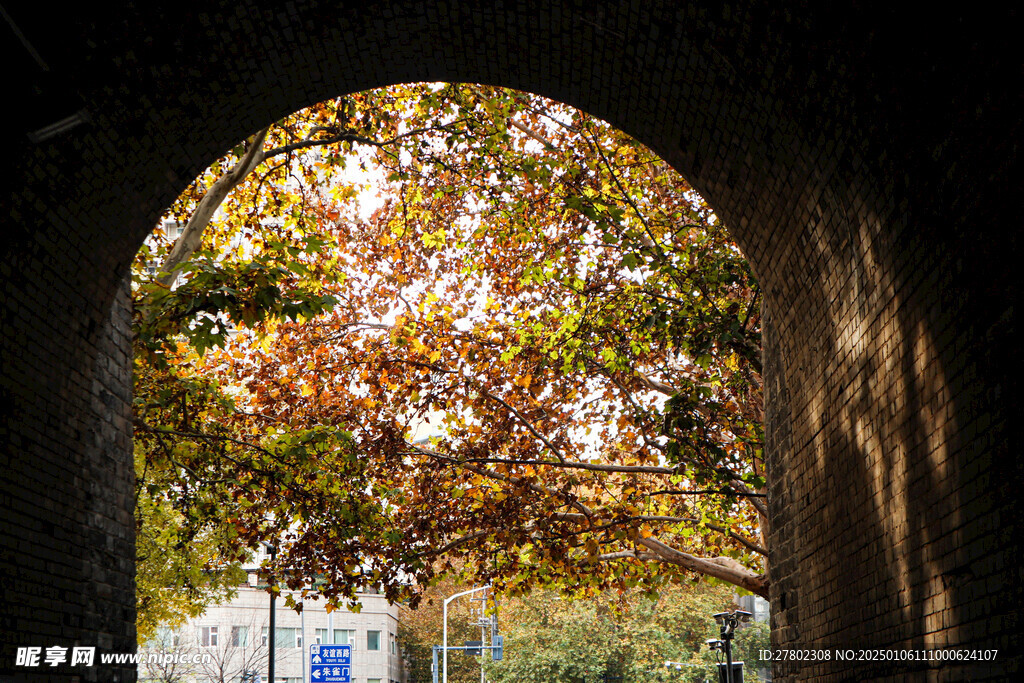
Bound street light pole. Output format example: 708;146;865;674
470;590;490;683
267;543;277;683
301;594;306;683
725;635;733;683
443;586;489;683
708;610;751;683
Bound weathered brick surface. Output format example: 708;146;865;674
1;2;1018;680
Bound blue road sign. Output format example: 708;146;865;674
309;644;352;683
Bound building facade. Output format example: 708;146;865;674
141;582;408;683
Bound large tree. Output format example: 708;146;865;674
397;578;752;683
133;83;768;631
482;583;755;683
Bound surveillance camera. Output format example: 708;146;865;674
735;610;753;622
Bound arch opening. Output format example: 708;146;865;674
132;83;770;643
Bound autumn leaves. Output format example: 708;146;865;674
133;83;768;633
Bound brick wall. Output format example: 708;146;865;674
1;2;1017;680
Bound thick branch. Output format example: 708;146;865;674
156;121;469;288
541;511;766;556
507;118;557;150
635;371;677;397
157;127;270;286
637;537;768;597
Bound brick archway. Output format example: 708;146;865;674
2;2;1018;680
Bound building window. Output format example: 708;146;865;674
153;630;180;647
334;629;355;647
231;625;249;648
200;626;218;647
367;630;381;651
315;628;328;644
261;627;301;648
163;220;185;240
155;627;181;647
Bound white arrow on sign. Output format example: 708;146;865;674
312;669;322;679
312;654;322;663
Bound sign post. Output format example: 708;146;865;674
309;643;352;683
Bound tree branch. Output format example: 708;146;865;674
157;127;270;286
418;530;492;558
475;387;567;463
637;537;767;597
412;444;595;519
536;511;766;557
507;118;557;151
156;120;470;289
450;456;676;476
635;371;678;397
